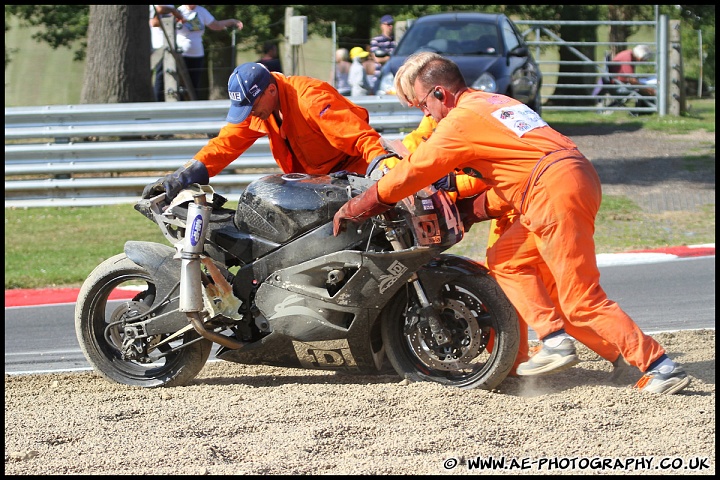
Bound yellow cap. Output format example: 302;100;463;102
349;46;370;60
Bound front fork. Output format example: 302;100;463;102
180;193;246;349
382;216;452;346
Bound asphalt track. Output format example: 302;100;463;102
5;244;715;308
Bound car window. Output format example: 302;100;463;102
395;19;500;56
501;18;522;52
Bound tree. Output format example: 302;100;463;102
671;5;715;96
80;6;152;103
607;6;654;57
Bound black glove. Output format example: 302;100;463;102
455;191;496;231
142;160;210;201
433;172;457;192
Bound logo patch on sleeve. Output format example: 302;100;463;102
491;104;547;137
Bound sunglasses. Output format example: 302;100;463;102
417;86;436;110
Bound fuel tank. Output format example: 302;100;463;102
235;173;350;244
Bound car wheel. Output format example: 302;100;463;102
529;91;542;116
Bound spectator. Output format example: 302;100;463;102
257;40;283;73
609;44;656;97
334;48;352;96
348;46;373;96
370;14;396;90
364;48;379;91
176;5;244;100
333;52;689;394
142;62;388;201
149;5;184;102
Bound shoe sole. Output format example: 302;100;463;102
639;375;691;394
516;354;580;376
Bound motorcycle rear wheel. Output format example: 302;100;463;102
75;253;212;388
380;270;519;390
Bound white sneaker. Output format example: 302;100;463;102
515;338;579;376
634;363;690;394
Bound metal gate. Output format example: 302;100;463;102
514;15;679;115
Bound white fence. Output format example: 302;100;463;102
5;97;421;208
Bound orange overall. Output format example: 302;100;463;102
376;90;663;372
400;114;621;371
194;73;387;176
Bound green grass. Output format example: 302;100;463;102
4;205;168;289
4;98;715;290
541;98;715;135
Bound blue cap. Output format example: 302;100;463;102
226;63;272;124
380;14;394;25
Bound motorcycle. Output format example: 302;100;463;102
75;165;520;390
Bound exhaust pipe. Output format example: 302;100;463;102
180;193;246;350
186;312;246;349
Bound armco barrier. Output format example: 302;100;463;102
5;96;421;208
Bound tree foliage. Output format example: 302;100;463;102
671;5;715;91
5;5;89;61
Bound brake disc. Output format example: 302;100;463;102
407;298;486;371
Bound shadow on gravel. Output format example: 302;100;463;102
193;371;402;387
591;154;716;187
552;122;645;137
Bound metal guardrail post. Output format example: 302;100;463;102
668;18;686;116
658;15;668;116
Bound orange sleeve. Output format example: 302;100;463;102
377;90;577;208
377;115;479;204
193;122;264;177
401;116;484;200
484;186;514;217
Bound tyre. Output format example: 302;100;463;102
75;253;212;388
380;269;519;390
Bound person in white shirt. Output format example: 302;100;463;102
348;46;373;96
176;5;244;100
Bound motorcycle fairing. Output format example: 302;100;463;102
215;306;382;372
230;221;372;303
255;249;439;310
396;187;464;248
217;247;441;371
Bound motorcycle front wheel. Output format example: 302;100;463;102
75;253;212;388
380;269;519;390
